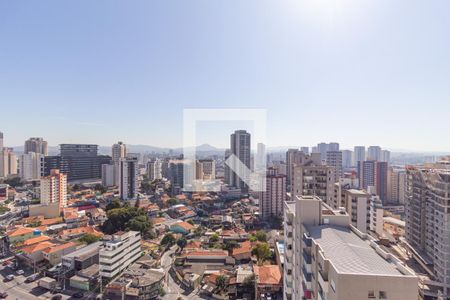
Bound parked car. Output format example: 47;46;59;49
73;292;84;298
25;273;39;282
4;275;14;281
16;269;24;275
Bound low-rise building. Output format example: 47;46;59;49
254;265;282;300
43;242;77;266
99;231;141;279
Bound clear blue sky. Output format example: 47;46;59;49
1;0;449;151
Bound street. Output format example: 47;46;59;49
0;264;71;300
160;245;206;300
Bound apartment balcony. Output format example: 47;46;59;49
303;258;312;273
318;271;328;293
303;252;312;265
303;233;312;247
318;290;325;300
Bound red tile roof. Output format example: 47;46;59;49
254;265;282;285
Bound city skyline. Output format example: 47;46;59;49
1;1;450;151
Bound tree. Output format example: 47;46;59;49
167;198;179;207
3;177;22;188
186;219;194;225
223;240;239;252
106;199;122;211
253;243;271;265
194;226;204;237
126;215;151;236
78;233;101;245
161;233;176;247
216;275;227;290
255;230;267;242
242;274;255;288
102;206;150;235
94;184;107;194
209;233;219;243
177;237;187;250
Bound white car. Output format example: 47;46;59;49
15;270;24;275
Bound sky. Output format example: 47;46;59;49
0;0;449;151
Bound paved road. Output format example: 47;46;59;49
0;265;71;300
160;246;205;300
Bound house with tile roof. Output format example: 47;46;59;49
170;221;194;235
43;242;77;265
254;265;282;299
20;241;56;266
7;227;35;243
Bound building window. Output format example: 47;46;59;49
379;291;387;299
368;291;375;298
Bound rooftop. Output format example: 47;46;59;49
306;225;403;276
254;265;282;285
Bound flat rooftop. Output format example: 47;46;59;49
306;225;403;276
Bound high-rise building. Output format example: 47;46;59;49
196;159;215;180
255;143;266;173
119;157;139;200
291;153;335;205
357;160;388;202
353;146;366;166
0;148;17;177
112;141;127;163
147;159;162;181
284;195;417;300
381;149;391;163
230;130;251;192
101;164;115;187
341;150;353;169
44;144;111;181
169;159;184;195
224;149;232;185
387;167;407;204
259;167;286;220
300;147;309;155
24;137;48;156
317;142;339;161
367;145;382;161
40;169;67;211
286;149;308;187
0;132;3;150
405;159;450;299
19;152;44;181
326;150;342;180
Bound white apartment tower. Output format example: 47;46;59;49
119;156;139;200
40;169;67;211
291;153;335;205
112;141;127;163
367;145;382;161
405;158;450;299
147;159;163;181
284;195;418;300
19;152;44;181
326;151;343;180
353;146;366;166
341;150;353;169
112;141;127;186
